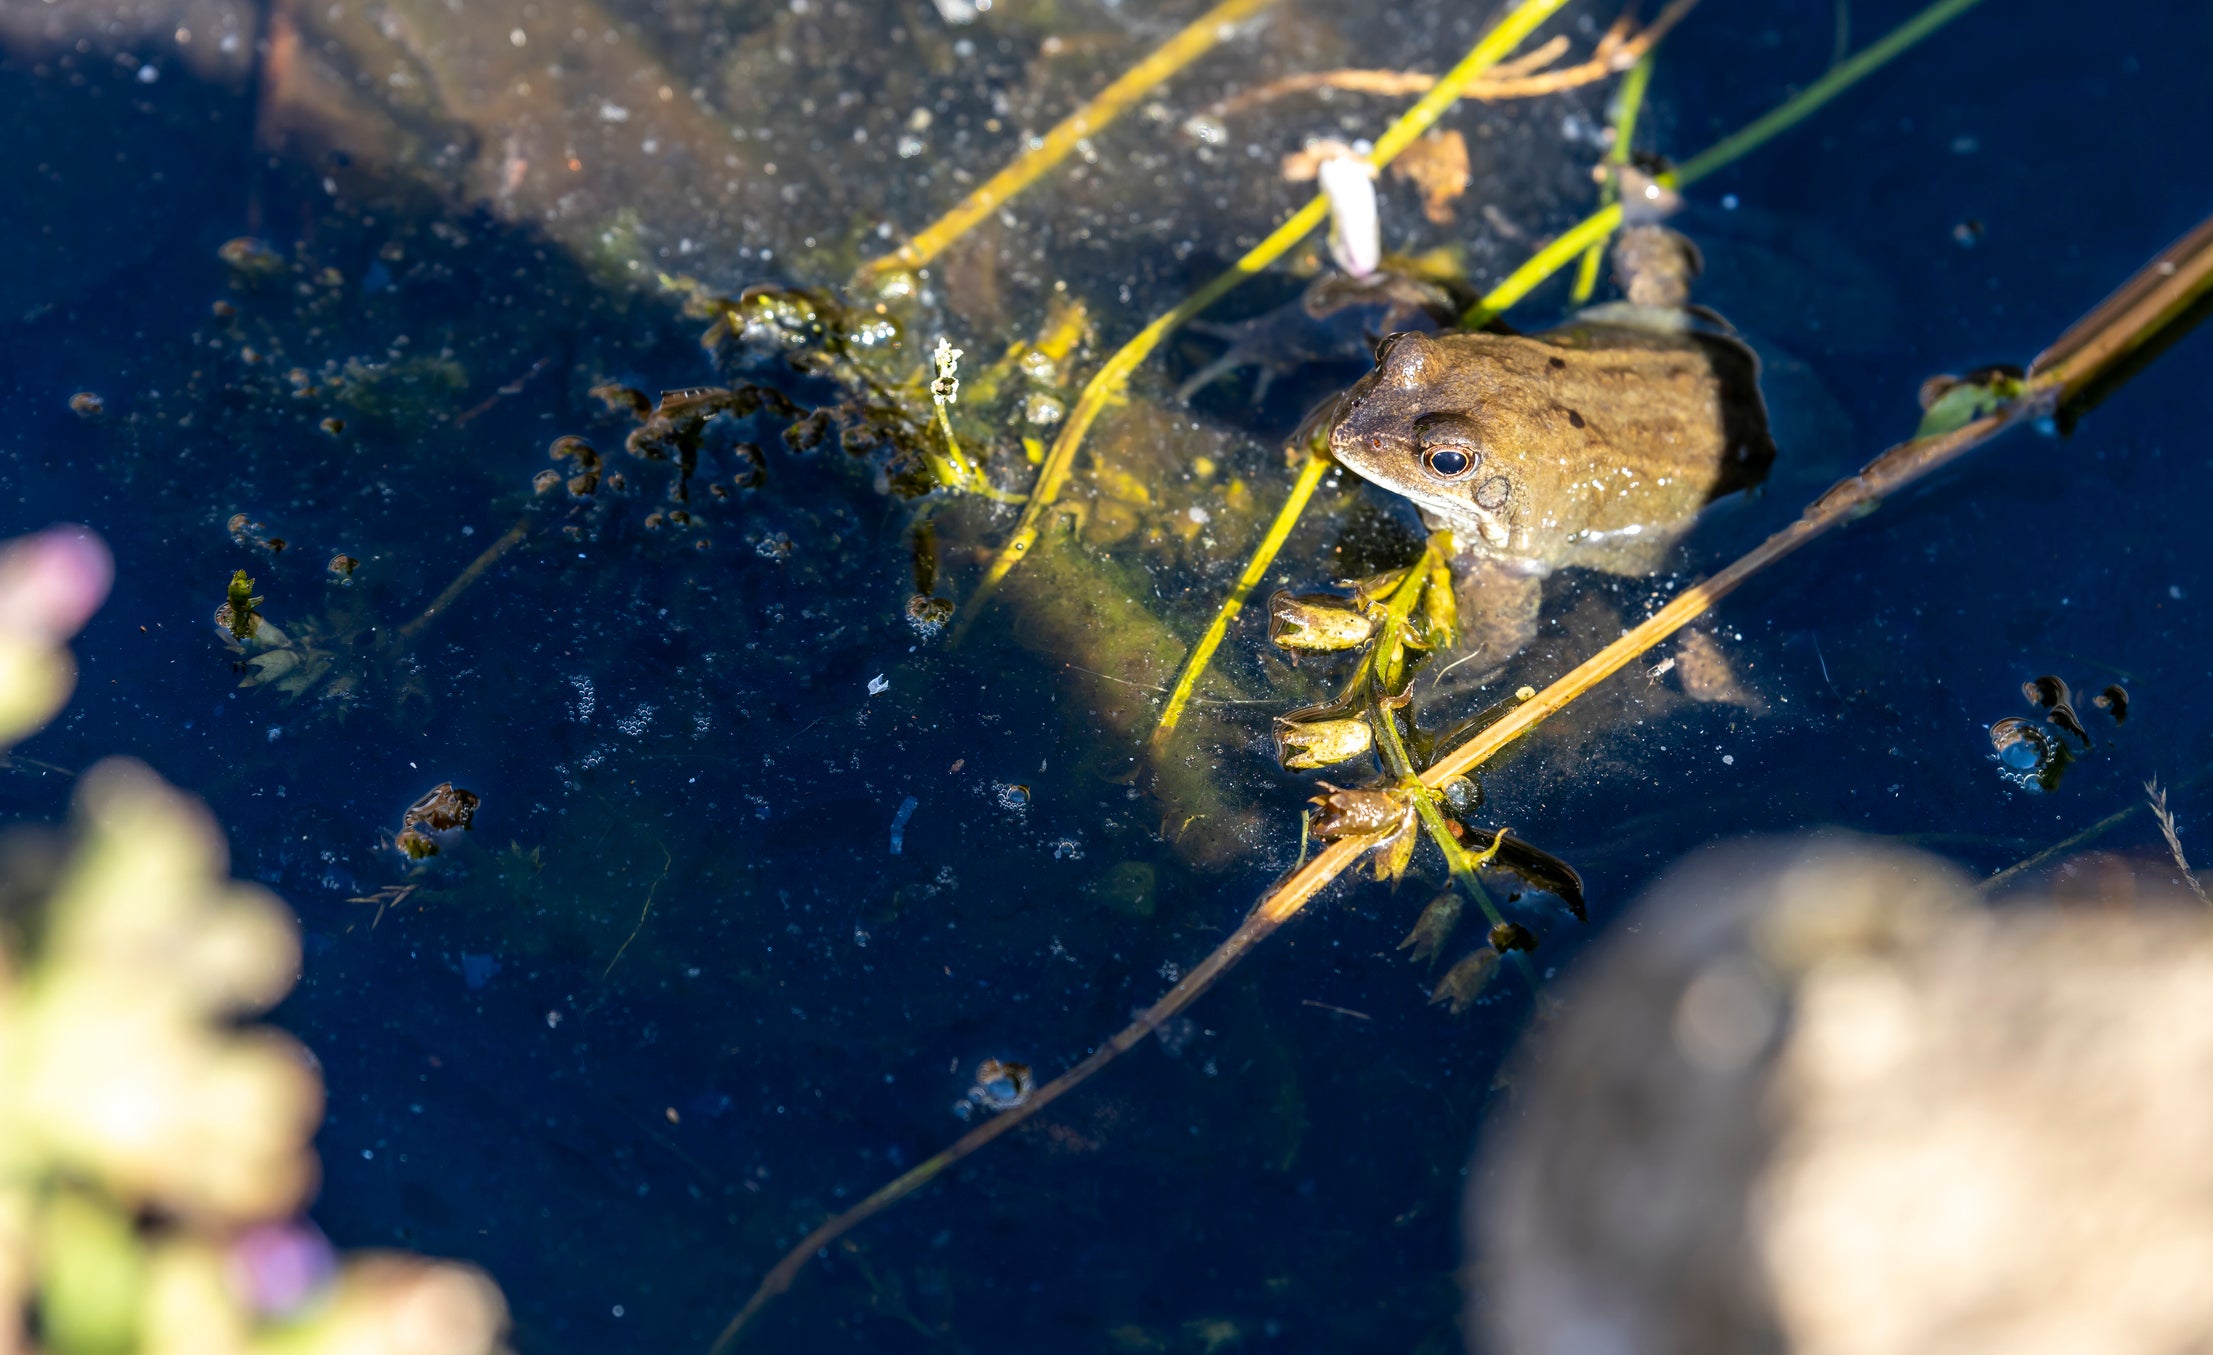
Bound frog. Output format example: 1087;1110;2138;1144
1325;226;1775;671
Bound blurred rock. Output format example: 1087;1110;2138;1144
0;757;511;1352
1471;836;2213;1355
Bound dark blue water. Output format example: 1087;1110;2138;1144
3;1;2208;1350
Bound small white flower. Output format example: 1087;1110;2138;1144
930;336;963;406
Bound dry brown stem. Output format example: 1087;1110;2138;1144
1202;0;1697;121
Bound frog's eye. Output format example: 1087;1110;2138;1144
1422;445;1477;479
1414;412;1484;481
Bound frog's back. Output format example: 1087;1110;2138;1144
1538;316;1771;567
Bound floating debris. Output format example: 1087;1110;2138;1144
2094;684;2129;724
67;391;104;417
905;594;953;638
217;235;285;281
1674;629;1763;710
1439;774;1481;813
1915;364;2027;437
327;554;359;582
396;783;480;859
1489;834;1588;922
1488;921;1537;952
547;435;603;498
1389;128;1471;224
1307;782;1416;838
969;1058;1033;1112
1307;783;1419;881
1990;716;2067;792
227;514;285;554
2022;673;2091;744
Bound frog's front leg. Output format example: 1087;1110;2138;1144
1435;553;1542;687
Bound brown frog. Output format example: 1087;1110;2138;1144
1326;226;1775;667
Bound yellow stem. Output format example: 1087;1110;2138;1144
858;0;1282;281
962;0;1577;628
1149;448;1332;753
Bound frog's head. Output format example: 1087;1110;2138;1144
1328;331;1524;553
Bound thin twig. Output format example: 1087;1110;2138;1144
602;845;675;980
1203;0;1696;121
1197;36;1568;118
391;517;532;644
1979;763;2213;894
1299;999;1373;1020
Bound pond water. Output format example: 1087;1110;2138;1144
3;0;2208;1350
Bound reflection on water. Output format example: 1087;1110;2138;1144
2;0;2210;1349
